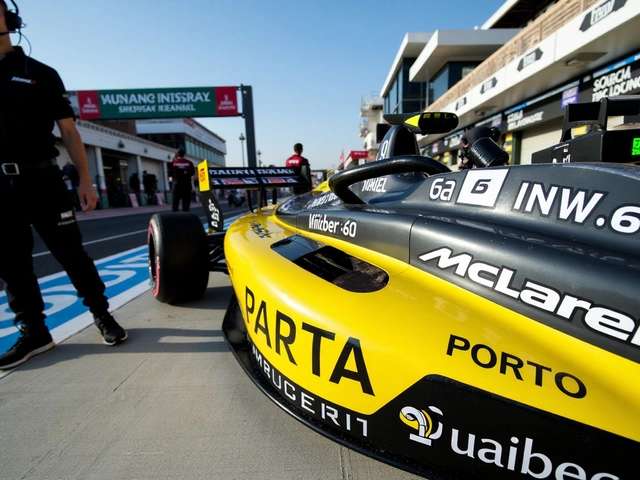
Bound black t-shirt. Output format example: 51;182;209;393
170;157;195;187
0;47;75;163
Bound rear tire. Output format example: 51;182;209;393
148;212;209;304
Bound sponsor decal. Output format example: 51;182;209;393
245;286;374;395
250;343;369;438
377;140;390;160
308;214;357;238
221;179;245;185
446;334;587;398
456;169;509;208
512;182;607;224
418;247;640;349
210;168;255;176
265;178;286;184
517;48;543;71
57;210;76;226
307;192;339;209
580;0;626;32
207;198;220;229
11;76;36;85
257;168;295;175
249;222;272;239
507;109;544;130
399;403;618;479
512;182;640;235
429;178;457;202
360;177;387;193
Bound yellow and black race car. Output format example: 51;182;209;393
148;96;640;480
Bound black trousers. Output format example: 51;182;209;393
172;183;192;212
0;167;109;329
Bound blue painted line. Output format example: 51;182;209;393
0;213;245;353
0;246;149;352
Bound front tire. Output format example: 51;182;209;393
148;212;209;303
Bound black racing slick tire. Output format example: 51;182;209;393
148;212;209;304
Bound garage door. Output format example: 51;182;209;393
519;122;562;165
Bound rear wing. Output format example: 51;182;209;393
197;160;312;232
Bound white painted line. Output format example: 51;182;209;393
33;230;148;257
32;216;209;257
49;280;150;345
0;213;247;378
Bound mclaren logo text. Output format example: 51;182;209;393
418;247;640;348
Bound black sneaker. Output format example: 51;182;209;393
94;313;127;345
0;326;55;370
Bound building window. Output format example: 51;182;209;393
429;62;481;104
430;66;450;104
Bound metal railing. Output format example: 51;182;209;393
426;0;601;112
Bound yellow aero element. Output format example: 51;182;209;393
313;180;330;194
197;160;210;192
225;209;640;442
405;114;421;128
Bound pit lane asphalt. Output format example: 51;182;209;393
0;275;423;480
31;202;247;279
0;202;423;480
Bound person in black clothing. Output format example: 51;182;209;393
142;170;158;204
129;171;140;194
169;148;195;212
62;160;81;210
0;1;127;370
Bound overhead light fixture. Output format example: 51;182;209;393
144;147;148;153
474;106;496;117
118;140;125;148
565;52;606;68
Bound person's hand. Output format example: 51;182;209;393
77;178;99;212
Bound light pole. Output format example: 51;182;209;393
257;149;262;166
239;133;246;167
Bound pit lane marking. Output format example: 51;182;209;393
32;216;208;257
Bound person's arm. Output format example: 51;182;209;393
57;117;98;212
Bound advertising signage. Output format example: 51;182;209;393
76;86;239;120
580;51;640;103
504;81;580;133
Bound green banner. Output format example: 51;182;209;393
77;86;239;120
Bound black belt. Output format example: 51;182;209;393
0;159;58;176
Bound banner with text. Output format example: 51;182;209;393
77;86;239;120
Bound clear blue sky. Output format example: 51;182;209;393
16;0;505;170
